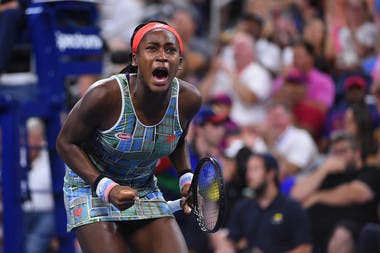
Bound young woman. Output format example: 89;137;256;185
56;21;202;253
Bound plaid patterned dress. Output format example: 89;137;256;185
63;74;183;231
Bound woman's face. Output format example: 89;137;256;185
293;45;313;72
282;81;307;105
303;19;325;47
346;0;366;26
266;105;291;136
344;108;358;135
133;29;182;92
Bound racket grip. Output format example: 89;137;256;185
167;199;182;213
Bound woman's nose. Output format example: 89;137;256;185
156;48;168;61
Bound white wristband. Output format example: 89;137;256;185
179;172;193;191
96;177;119;202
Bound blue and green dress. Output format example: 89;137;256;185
63;74;183;231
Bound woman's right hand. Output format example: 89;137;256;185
108;185;138;211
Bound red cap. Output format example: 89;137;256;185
193;106;228;126
344;75;367;90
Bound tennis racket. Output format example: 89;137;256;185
167;156;226;233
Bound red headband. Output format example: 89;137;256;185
131;22;183;55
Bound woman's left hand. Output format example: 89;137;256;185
180;184;192;214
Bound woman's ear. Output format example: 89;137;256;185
178;56;184;70
131;53;137;67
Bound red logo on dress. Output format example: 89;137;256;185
115;133;131;140
166;135;176;143
74;207;82;217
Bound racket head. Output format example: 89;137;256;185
188;156;225;233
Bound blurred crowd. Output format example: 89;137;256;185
142;0;380;253
2;0;380;252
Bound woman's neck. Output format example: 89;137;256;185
129;76;171;124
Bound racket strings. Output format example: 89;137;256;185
197;162;221;230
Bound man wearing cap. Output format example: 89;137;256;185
321;74;380;152
176;105;228;253
275;68;326;140
219;152;312;253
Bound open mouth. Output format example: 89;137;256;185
152;67;169;83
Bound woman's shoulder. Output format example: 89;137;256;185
82;76;119;102
75;76;120;117
177;78;202;120
69;76;122;130
178;79;201;96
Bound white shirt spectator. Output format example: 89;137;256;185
274;126;319;176
230;62;272;125
99;0;145;50
209;45;272;126
339;22;377;53
23;149;54;212
256;38;282;75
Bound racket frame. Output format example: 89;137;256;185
187;156;226;233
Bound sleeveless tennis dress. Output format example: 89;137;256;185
63;74;183;231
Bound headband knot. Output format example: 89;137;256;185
132;22;183;55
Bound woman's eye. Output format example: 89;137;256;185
146;46;157;51
166;48;177;54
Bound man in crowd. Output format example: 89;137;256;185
291;131;380;253
218;152;312;253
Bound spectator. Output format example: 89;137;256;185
302;17;331;73
156;105;229;253
291;0;322;30
233;11;282;76
292;40;335;114
291;131;380;253
199;31;272;128
274;68;326;141
209;93;233;121
324;0;376;72
343;103;379;166
323;0;348;64
167;3;213;83
338;0;377;64
372;57;380;84
190;105;229;160
99;0;144;52
272;10;300;66
259;102;319;180
217;152;312;253
223;146;252;225
23;118;56;253
184;105;229;253
243;0;296;69
321;74;380;152
370;79;380;166
208;93;244;153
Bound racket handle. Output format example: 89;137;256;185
167;199;182;213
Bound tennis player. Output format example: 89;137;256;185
56;21;202;253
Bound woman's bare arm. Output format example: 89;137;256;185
56;79;120;185
169;79;202;171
